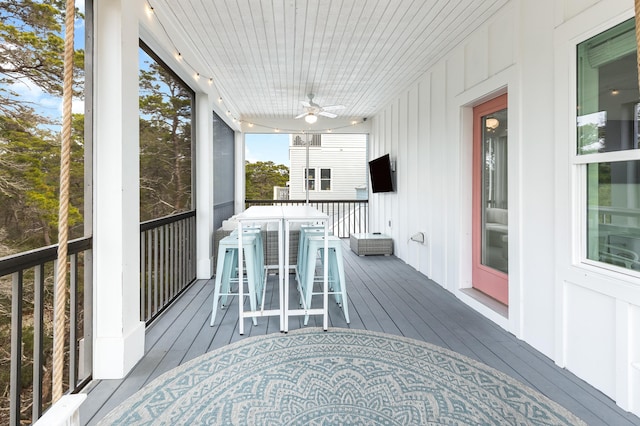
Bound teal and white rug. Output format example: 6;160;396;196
99;328;585;425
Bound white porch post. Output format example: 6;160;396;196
196;93;215;278
235;132;246;214
92;0;145;378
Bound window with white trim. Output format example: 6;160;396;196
320;168;331;190
305;168;316;191
576;18;640;273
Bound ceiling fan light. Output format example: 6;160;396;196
305;113;318;124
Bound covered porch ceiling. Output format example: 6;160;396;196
148;0;509;131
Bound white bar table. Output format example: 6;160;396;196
235;205;329;334
236;206;285;335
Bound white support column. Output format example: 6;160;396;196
196;93;215;278
92;0;145;379
235;132;246;214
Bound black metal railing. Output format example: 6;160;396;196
1;211;197;424
0;237;93;426
245;199;368;238
140;211;197;324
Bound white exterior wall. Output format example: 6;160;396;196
368;0;640;416
289;134;367;200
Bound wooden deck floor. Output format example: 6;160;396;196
80;242;640;426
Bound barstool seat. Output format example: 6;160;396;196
210;233;263;327
300;235;350;325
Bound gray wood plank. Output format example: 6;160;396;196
79;244;640;426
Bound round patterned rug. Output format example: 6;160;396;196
99;328;585;425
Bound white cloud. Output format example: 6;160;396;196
9;78;59;117
7;76;85;118
245;147;257;163
9;77;44;100
72;98;84;114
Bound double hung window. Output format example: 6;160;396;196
320;169;331;191
305;168;316;191
576;18;640;273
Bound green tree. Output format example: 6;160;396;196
139;53;192;222
0;0;84;119
0;0;85;250
245;161;289;199
577;122;599;153
0;2;86;422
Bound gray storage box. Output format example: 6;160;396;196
349;233;393;256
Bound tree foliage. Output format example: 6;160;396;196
245;161;289;199
0;2;86;422
139;53;193;222
0;0;85;252
0;0;84;120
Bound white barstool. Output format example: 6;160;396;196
210;233;262;326
231;226;266;301
301;235;350;325
296;226;326;291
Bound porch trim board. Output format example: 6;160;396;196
94;321;145;379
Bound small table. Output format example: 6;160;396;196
350;233;393;256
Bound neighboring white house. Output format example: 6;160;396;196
288;133;367;200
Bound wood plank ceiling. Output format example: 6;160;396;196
150;0;508;127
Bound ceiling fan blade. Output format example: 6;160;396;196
322;105;345;111
294;112;307;119
300;101;311;108
319;111;337;118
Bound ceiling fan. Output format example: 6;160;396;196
295;93;345;123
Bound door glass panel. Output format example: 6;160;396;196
481;108;508;273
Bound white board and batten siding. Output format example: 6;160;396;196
289;134;368;200
368;0;640;417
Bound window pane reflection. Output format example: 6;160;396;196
481;108;508;273
587;160;640;271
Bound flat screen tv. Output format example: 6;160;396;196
369;153;394;193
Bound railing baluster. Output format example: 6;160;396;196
147;230;153;319
176;221;181;293
159;224;164;308
32;265;44;422
153;227;158;315
179;219;182;291
180;220;189;290
171;222;176;299
165;224;170;306
180;219;184;291
70;254;78;389
10;271;23;426
140;231;146;320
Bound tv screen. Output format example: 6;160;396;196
369;154;394;193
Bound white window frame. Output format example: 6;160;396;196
305;167;316;191
319;168;332;191
572;17;640;279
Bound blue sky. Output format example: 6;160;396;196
4;2;86;125
245;133;290;166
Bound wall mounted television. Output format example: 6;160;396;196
369;153;394;193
